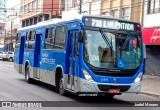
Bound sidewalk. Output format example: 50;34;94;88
141;75;160;99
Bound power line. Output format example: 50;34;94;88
1;0;160;21
0;1;149;14
0;0;149;11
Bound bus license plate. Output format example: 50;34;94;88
108;89;120;93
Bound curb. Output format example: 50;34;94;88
140;92;160;99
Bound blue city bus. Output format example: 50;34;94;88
14;15;144;97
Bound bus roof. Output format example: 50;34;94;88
17;17;82;32
18;14;139;32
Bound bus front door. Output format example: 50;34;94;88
67;31;79;91
18;36;25;73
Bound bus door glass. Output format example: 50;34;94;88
68;30;79;90
15;33;24;64
19;36;25;64
25;31;35;67
34;34;41;78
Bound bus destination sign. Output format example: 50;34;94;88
85;17;135;31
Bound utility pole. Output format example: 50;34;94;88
89;0;91;15
79;0;82;14
51;0;53;19
4;29;6;47
10;21;13;51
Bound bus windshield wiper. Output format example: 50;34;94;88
122;33;130;50
99;29;113;56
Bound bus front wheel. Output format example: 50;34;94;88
59;75;66;96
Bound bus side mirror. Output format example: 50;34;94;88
78;31;84;43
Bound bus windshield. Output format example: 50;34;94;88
83;29;142;69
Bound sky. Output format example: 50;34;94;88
0;0;20;22
6;0;21;9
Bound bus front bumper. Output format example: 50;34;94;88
77;78;141;94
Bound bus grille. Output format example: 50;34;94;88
98;85;131;92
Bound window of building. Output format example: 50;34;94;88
112;9;119;18
45;14;49;20
37;0;42;9
54;26;67;49
44;28;55;49
28;2;32;12
22;21;25;27
24;5;28;13
122;7;130;20
32;0;36;10
72;0;77;7
147;0;160;14
24;5;26;13
20;7;23;15
38;15;42;22
61;0;65;10
92;0;99;2
22;6;24;15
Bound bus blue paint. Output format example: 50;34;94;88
14;15;144;96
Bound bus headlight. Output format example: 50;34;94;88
82;69;94;81
134;72;143;83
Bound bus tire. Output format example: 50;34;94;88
25;65;33;83
59;75;66;96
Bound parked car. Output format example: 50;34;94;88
0;51;3;59
2;51;14;62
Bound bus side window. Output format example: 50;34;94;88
31;31;36;40
44;28;55;49
25;31;30;49
25;31;35;49
29;31;35;49
54;25;67;49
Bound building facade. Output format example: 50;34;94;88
4;0;21;51
143;0;160;76
0;0;6;22
101;0;144;24
143;0;160;44
0;0;6;47
64;0;144;24
64;0;101;15
0;23;5;45
21;0;65;27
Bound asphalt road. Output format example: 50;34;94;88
0;60;159;110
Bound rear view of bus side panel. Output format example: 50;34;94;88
23;28;43;79
22;30;34;78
